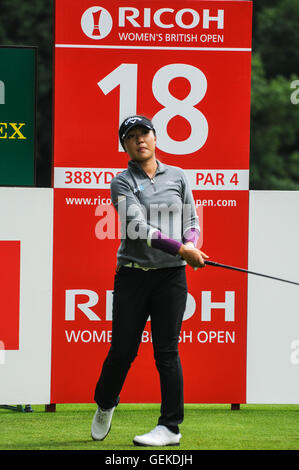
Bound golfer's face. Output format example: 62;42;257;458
123;126;156;162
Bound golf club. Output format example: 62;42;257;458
204;260;299;286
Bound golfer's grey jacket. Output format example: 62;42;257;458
110;159;200;268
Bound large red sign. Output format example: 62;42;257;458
52;0;252;403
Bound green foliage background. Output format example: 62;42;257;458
251;0;299;189
0;0;298;189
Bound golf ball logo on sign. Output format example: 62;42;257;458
81;7;113;39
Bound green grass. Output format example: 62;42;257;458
0;403;299;450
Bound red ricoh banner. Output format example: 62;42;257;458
52;0;252;403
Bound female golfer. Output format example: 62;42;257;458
91;115;208;446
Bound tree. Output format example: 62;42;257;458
250;53;299;189
254;0;299;79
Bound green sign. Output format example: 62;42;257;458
0;47;36;186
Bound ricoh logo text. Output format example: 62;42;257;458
81;6;224;40
64;289;236;345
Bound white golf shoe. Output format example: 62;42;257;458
133;425;182;447
91;406;115;441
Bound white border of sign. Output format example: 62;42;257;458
247;191;299;403
0;188;53;404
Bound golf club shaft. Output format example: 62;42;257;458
204;260;299;286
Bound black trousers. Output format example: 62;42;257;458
94;265;187;430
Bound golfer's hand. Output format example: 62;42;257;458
178;244;209;268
